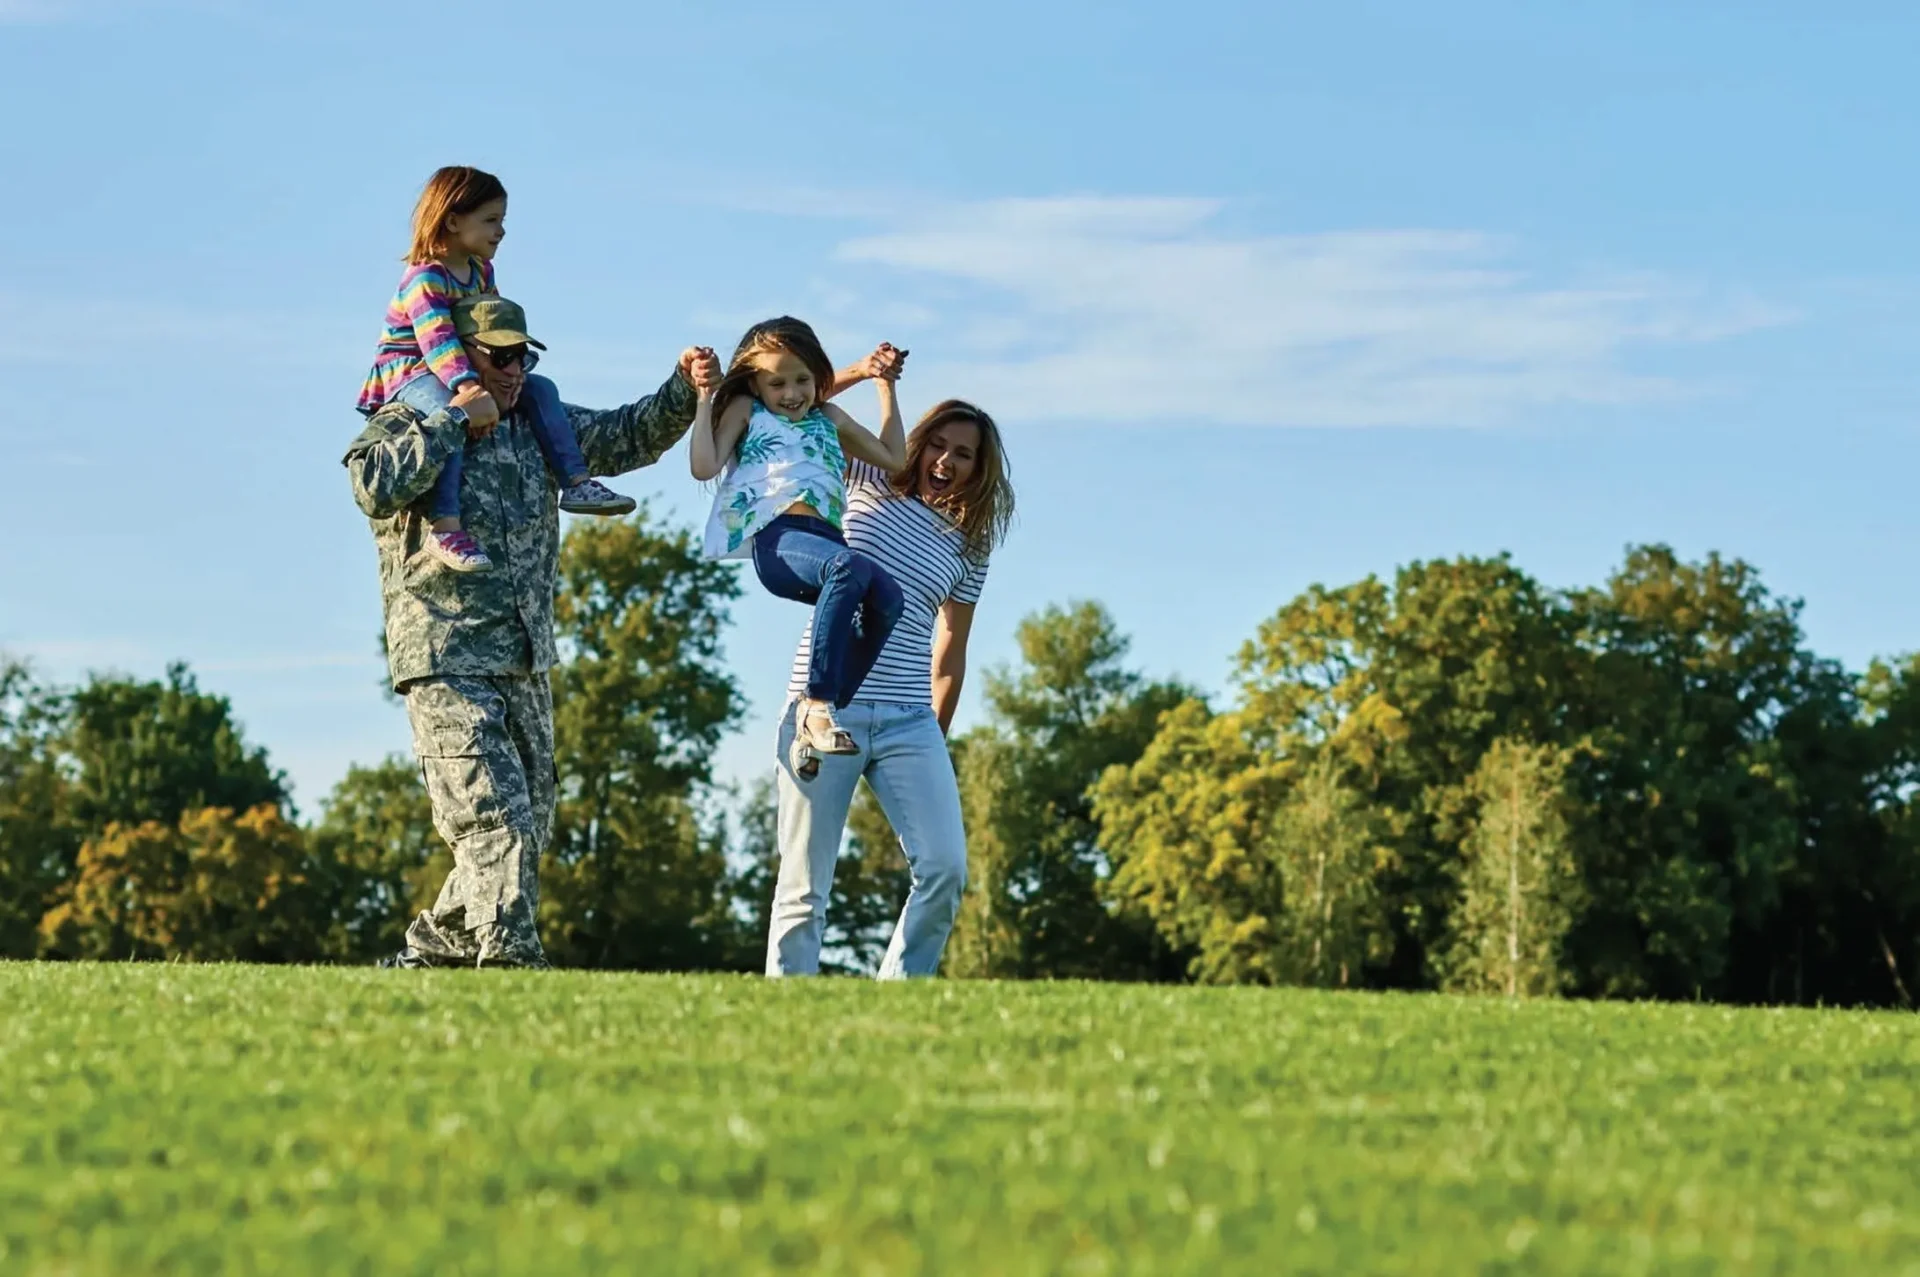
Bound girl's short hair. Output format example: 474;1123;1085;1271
893;399;1016;561
711;317;837;424
407;166;508;264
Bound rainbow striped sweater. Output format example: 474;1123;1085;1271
356;256;497;415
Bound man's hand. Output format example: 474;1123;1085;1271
860;342;907;383
680;346;723;395
451;382;500;437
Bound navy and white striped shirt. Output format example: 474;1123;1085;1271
787;461;989;705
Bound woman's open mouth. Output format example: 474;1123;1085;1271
926;467;953;494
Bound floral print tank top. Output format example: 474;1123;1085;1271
702;400;847;560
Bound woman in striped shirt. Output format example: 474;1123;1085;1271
766;393;1017;979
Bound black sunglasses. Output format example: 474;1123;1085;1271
475;342;539;372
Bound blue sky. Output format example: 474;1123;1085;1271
3;0;1917;813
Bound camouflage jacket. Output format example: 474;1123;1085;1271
343;369;697;689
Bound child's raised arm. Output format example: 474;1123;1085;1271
690;392;754;481
825;376;906;474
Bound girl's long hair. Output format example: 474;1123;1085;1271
894;399;1015;561
406;166;508;264
711;317;837;424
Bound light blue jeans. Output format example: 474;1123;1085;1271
768;700;968;979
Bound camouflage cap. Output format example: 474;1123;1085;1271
452;294;548;351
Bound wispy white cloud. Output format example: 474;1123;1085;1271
2;194;1790;434
816;197;1790;429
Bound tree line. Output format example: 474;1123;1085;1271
6;514;1919;1006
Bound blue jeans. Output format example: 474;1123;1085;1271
752;514;904;708
768;700;967;978
395;372;589;521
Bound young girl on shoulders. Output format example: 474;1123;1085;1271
358;166;634;573
691;318;908;765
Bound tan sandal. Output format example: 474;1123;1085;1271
789;700;851;783
799;699;858;755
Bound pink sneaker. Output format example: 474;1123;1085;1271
426;529;493;573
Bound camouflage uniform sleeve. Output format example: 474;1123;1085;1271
342;405;467;518
568;368;698;478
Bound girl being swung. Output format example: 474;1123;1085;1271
691;318;908;771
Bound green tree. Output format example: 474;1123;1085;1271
1793;654;1920;1008
1441;738;1581;997
0;659;77;957
1097;699;1293;984
1104;556;1574;987
943;602;1191;981
1266;752;1390;987
1233;556;1580;984
1097;722;1389;988
1097;547;1857;1002
64;662;288;832
39;804;343;961
946;734;1020;978
1566;547;1825;998
1;658;298;960
540;509;751;970
309;756;443;962
723;775;780;972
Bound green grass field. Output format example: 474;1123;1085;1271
2;967;1917;1275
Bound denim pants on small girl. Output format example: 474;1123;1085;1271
751;513;904;707
393;372;588;520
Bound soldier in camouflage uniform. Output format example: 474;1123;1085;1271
344;294;720;968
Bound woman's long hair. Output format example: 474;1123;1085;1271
406;166;507;264
711;317;836;424
894;399;1015;561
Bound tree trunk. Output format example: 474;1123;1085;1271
1506;777;1520;999
1311;839;1328;985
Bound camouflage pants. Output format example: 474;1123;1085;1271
401;673;556;967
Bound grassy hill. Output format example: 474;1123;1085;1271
2;965;1916;1274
